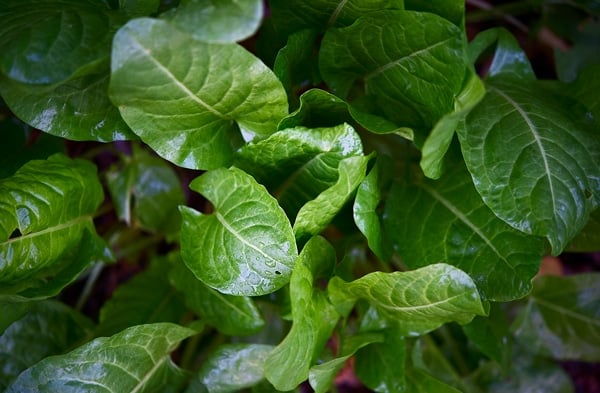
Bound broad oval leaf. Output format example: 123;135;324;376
0;0;123;84
328;263;486;336
6;323;195;392
110;18;288;170
383;163;544;301
180;167;298;296
459;78;600;254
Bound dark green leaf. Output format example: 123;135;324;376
6;323;195;392
566;209;600;252
277;89;353;130
355;329;406;393
110;18;288;170
459;78;600;254
180;167;298;296
118;0;160;17
405;0;464;26
555;20;600;82
462;303;511;367
264;236;339;391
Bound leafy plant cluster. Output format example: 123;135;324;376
1;0;599;392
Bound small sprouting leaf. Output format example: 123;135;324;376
264;236;339;391
5;323;195;392
169;257;264;335
512;273;600;361
110;18;288;170
328;263;486;336
384;162;544;301
180;167;298;296
459;78;600;254
163;0;263;43
198;343;275;393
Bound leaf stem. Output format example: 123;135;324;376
76;262;105;311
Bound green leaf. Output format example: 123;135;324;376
0;300;92;389
0;0;124;84
405;0;464;26
328;263;486;336
169;256;265;335
308;332;384;393
97;258;187;337
564;64;600;123
462;303;511;367
106;145;185;235
118;0;160;18
512;273;600;361
162;0;263;43
0;154;109;297
0;72;135;142
459;78;600;255
180;167;298;296
384;162;544;301
555;20;600;82
566;209;600;252
6;323;195;392
294;155;370;241
405;369;462;393
277;89;353;130
319;10;466;131
264;236;339;391
110;18;288;170
234;123;363;218
198;343;275;393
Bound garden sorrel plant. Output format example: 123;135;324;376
1;0;599;391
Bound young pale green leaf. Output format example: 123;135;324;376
197;343;274;393
459;78;600;255
0;0;124;84
234;123;363;217
110;18;288;170
97;258;187;337
308;332;384;393
6;323;195;393
328;264;486;336
512;273;600;361
169;257;264;335
0;72;135;142
0;300;92;389
162;0;263;43
294;155;370;241
319;10;466;131
0;154;109;297
106;145;185;235
384;163;544;301
180;167;298;296
264;236;339;391
405;0;464;26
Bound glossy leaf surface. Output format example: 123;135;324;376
384;163;544;301
459;78;600;254
6;323;195;392
110;18;287;169
329;264;486;336
180;167;298;296
264;236;339;391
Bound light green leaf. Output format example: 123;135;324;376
459;78;600;255
6;323;195;393
294;155;370;241
180;167;297;296
512;273;600;361
328;263;486;336
0;154;109;297
309;332;384;393
97;258;187;337
319;10;466;131
234;123;363;218
110;18;288;170
0;73;135;142
264;236;339;391
106;145;185;235
384;163;544;301
163;0;263;43
0;300;92;389
198;344;275;393
169;256;264;335
0;0;123;84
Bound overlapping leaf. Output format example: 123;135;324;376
180;167;297;296
459;78;600;254
110;18;288;170
6;323;195;392
384;163;544;301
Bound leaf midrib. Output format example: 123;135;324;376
534;297;600;327
2;215;92;246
